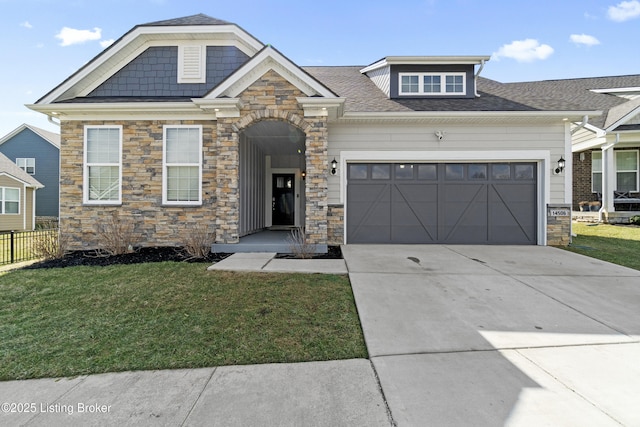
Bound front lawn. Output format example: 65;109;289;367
0;263;366;380
565;222;640;271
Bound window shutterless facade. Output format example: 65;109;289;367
84;126;122;204
592;150;639;193
399;72;466;95
163;125;202;205
0;187;20;214
16;158;35;175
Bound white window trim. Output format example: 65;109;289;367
162;125;203;206
16;158;35;175
0;186;20;215
592;149;639;193
83;125;123;205
399;72;466;96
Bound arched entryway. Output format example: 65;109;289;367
239;120;306;237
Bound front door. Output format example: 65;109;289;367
272;174;295;226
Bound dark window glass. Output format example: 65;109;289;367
348;164;368;179
395;164;414;179
469;164;487;180
492;164;511;180
445;164;464;180
372;164;391;179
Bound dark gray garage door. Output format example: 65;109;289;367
347;163;537;244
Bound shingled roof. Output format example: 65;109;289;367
141;14;232;27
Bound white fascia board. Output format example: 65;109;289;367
360;56;492;74
36;24;264;105
340;110;602;123
605;104;640;132
191;98;241;118
591;87;640;94
205;46;337;99
296;97;345;119
26;102;211;121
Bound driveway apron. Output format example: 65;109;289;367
343;245;640;426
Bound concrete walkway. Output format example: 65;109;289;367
343;245;640;426
207;252;348;274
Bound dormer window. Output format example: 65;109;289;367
399;72;466;96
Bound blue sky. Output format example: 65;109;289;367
1;0;640;137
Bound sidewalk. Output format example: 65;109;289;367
0;360;391;426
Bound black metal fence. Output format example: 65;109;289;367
0;229;59;266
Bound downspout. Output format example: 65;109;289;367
47;115;60;127
570;115;589;134
474;59;486;97
598;133;620;223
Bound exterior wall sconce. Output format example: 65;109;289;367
435;130;445;141
301;170;306;180
555;156;565;174
331;158;338;175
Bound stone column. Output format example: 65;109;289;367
215;118;240;243
304;116;329;246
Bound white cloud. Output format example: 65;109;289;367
99;38;115;48
608;0;640;21
55;26;102;46
492;39;554;62
21;21;33;29
570;33;601;46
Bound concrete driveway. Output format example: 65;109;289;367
342;245;640;426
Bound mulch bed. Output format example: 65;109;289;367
25;246;342;269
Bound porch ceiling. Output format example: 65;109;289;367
242;121;306;156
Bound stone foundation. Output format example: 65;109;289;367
327;204;344;245
547;204;571;246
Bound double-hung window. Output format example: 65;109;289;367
16;158;35;174
592;150;639;193
399;72;466;96
84;126;122;204
163;125;202;205
0;187;20;214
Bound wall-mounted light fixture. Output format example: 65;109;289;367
301;170;306;180
435;130;445;141
331;158;338;175
555;156;565;174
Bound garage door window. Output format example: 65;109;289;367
348;164;368;179
515;164;535;180
395;164;414;179
445;164;464;180
372;164;391;179
418;164;437;180
492;164;511;179
469;164;487;180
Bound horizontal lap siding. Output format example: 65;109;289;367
327;122;566;204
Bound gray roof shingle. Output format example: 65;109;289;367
141;14;232;27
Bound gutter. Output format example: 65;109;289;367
474;59;486;97
47;115;60;127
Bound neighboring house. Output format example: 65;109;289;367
0;152;44;231
0;124;60;219
27;14;599;251
496;77;640;219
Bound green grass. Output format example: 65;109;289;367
0;263;366;380
564;222;640;270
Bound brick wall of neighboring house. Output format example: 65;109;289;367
573;150;596;210
327;204;344;245
60;120;217;250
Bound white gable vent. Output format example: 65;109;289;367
178;45;206;84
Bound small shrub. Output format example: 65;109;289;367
630;215;640;226
286;227;317;259
181;225;214;259
96;212;135;256
32;228;70;260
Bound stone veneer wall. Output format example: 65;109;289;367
215;69;329;246
59;120;217;250
546;205;572;246
327;204;344;245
